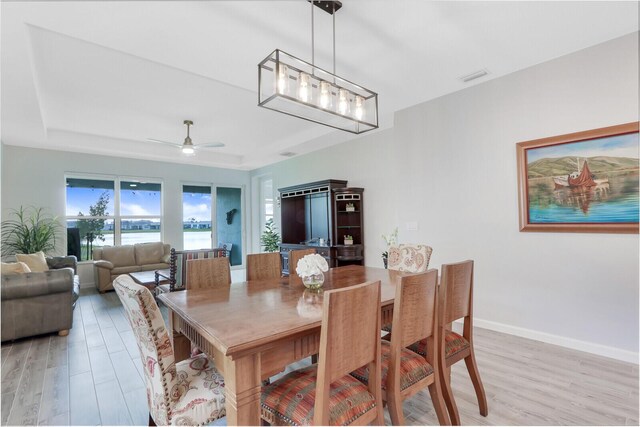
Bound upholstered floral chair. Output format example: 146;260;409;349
113;275;226;426
387;244;433;273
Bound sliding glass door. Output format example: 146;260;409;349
182;184;244;267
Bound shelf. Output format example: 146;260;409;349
336;256;364;261
338;210;360;213
337;225;361;229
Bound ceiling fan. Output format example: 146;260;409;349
147;120;225;154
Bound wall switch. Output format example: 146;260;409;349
406;221;418;231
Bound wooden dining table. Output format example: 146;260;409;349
158;265;406;426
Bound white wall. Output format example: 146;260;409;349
1;147;251;284
251;33;639;361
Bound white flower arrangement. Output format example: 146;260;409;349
295;253;329;277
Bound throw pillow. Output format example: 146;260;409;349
16;251;49;272
1;261;32;275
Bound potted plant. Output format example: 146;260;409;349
344;234;353;245
1;206;62;256
345;202;355;212
260;218;281;252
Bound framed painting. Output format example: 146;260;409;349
516;122;639;233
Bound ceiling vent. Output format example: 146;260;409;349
280;151;297;157
460;69;489;83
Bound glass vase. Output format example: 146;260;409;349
301;272;325;290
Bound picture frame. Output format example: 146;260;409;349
516;122;639;234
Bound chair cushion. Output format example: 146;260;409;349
261;364;377;426
170;354;226;426
351;340;433;391
101;245;136;268
407;331;470;359
135;242;165;266
111;266;142;275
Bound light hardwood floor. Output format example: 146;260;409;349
1;288;638;426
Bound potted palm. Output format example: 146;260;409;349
1;206;61;256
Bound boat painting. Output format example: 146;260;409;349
552;158;608;188
516;123;639;233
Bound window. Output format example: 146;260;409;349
66;175;162;260
261;178;274;228
182;184;243;267
120;181;162;245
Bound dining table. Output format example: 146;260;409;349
157;265;406;426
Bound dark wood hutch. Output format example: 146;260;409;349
279;179;364;274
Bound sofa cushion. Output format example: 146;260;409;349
140;262;170;271
101;245;136;268
111;266;142;275
134;242;165;266
1;262;31;275
16;252;49;272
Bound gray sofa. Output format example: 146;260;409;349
93;242;171;292
1;256;80;342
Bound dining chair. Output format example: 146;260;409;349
186;257;231;290
406;260;487;425
155;248;227;293
387;244;433;273
113;275;226;426
351;270;450;425
288;248;316;285
246;252;282;281
261;281;384;426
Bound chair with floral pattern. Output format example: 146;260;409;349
387;244;433;273
113;275;226;426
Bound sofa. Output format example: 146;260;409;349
1;256;80;342
93;242;171;292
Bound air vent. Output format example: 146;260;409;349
280;151;297;157
460;69;489;83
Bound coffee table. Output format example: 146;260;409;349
129;269;170;292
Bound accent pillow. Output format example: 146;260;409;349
1;261;32;275
15;251;49;272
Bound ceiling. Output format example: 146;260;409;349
1;1;638;170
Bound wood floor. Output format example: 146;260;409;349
1;288;638;426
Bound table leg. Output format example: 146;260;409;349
168;309;190;362
223;353;262;426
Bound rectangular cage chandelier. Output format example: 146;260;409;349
257;2;378;134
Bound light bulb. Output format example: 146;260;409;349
319;81;332;109
277;64;289;94
354;95;364;120
338;88;350;115
298;72;310;102
182;146;195;155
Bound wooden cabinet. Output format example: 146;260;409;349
279;180;364;274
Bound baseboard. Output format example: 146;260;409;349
465;317;639;364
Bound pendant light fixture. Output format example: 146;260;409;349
258;1;378;134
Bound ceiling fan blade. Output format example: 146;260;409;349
195;142;225;149
146;138;181;147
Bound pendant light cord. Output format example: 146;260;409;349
333;5;336;75
311;1;315;67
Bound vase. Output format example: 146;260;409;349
301;272;325;290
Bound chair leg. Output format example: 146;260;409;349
440;364;461;425
148;413;156;426
387;390;405;426
429;374;451;426
58;330;69;337
464;351;488;417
